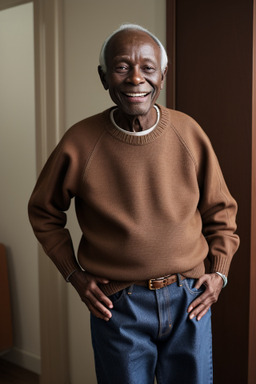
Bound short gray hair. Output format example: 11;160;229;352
99;23;168;74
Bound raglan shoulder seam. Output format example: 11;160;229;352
82;128;107;183
169;120;199;172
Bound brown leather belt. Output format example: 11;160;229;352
135;274;186;290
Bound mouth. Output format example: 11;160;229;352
122;91;151;103
124;92;150;98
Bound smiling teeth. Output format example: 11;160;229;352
125;92;148;97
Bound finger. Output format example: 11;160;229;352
84;289;113;317
188;293;215;319
189;303;207;320
83;295;112;320
196;306;210;321
188;282;219;310
85;271;109;285
85;299;112;321
93;286;113;309
187;293;208;313
93;301;112;320
83;279;113;309
95;277;110;284
194;275;209;290
194;279;204;290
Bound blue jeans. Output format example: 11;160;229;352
91;277;213;384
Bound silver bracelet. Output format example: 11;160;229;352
66;269;78;282
215;272;228;288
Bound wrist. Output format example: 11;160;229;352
215;272;228;288
66;269;79;282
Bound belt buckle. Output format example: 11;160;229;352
148;277;167;290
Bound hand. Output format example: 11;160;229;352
187;273;223;321
69;269;113;321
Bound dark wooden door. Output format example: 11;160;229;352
166;1;256;383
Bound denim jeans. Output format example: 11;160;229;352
91;277;213;384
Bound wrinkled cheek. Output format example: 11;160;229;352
108;90;122;106
151;87;160;102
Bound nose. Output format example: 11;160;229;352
126;66;145;85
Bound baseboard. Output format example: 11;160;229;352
1;347;41;374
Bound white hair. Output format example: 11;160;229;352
99;23;168;74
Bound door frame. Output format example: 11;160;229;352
249;1;256;383
33;0;69;382
0;1;69;383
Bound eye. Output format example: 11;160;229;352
115;65;129;73
143;65;156;73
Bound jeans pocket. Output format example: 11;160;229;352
108;288;127;304
184;278;205;296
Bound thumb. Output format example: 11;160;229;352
194;275;207;290
95;276;110;284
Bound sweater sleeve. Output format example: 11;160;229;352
28;135;83;280
196;131;239;277
170;109;239;277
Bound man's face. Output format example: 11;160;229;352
99;30;167;118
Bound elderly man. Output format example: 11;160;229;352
28;24;239;384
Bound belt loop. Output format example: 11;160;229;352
127;285;134;295
177;274;183;287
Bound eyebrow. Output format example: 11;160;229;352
112;56;158;65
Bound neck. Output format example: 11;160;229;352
114;107;157;132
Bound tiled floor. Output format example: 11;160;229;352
0;358;39;384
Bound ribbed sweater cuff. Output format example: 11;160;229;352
46;248;80;281
210;255;232;277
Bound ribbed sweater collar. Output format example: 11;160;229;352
100;104;170;145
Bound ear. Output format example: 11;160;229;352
98;66;109;90
160;66;168;90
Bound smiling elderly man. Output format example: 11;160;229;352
28;24;239;384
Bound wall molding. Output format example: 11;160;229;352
3;347;41;375
33;0;69;383
166;0;176;109
0;0;31;11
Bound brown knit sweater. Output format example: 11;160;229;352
28;105;239;295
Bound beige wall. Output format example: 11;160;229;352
64;1;166;382
0;2;40;374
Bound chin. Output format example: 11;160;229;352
121;104;153;117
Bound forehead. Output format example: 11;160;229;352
105;30;161;63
